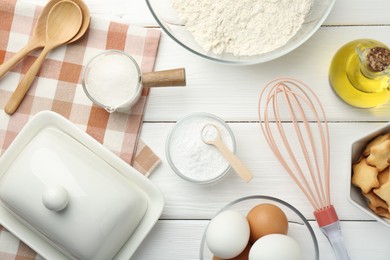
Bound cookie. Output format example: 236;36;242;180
374;181;390;206
378;168;389;185
368;204;390;219
352;159;380;193
352;132;390;220
364;191;388;210
363;133;390;157
366;140;390;171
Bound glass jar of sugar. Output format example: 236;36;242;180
166;113;236;184
82;50;186;113
82;50;142;113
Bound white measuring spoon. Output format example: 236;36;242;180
201;124;253;182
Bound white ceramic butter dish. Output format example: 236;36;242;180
0;111;164;259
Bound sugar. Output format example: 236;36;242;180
85;53;139;110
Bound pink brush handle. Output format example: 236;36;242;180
314;205;350;260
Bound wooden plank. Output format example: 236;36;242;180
21;0;390;26
106;0;390;27
11;2;390;260
140;122;387;220
146;26;390;122
132;220;390;260
326;0;390;25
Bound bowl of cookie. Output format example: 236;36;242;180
349;123;390;227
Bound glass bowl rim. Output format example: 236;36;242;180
199;195;320;259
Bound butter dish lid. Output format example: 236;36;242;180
0;111;164;260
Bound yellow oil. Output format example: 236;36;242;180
329;39;390;108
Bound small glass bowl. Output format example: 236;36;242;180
200;195;319;259
166;113;236;184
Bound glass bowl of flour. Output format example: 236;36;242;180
146;0;335;65
166;113;236;184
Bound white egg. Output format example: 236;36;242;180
206;209;250;259
249;234;302;260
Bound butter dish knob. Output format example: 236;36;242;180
42;186;69;212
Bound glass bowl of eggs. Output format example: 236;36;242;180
145;0;335;65
200;195;319;260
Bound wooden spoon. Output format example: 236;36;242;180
0;0;90;80
201;124;253;182
5;0;83;115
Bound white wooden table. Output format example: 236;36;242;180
25;1;390;259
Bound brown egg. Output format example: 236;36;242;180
212;243;251;260
246;203;288;244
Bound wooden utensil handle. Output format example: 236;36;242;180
214;139;253;182
141;68;186;88
4;47;50;115
0;42;42;79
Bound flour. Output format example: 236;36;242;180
167;115;234;182
171;0;313;56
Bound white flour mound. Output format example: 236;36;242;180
171;0;313;56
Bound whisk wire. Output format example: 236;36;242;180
288;79;332;207
260;82;318;209
258;78;350;260
285;83;328;209
308;86;331;207
274;83;323;209
258;78;331;209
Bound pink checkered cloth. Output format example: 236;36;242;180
0;0;161;258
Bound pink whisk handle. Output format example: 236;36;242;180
314;205;350;260
314;205;339;227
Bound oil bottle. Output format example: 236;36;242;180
329;39;390;108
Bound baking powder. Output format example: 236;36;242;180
167;115;235;182
201;124;218;143
171;0;313;56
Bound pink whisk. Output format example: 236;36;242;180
258;78;350;260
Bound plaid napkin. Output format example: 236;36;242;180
0;0;161;258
